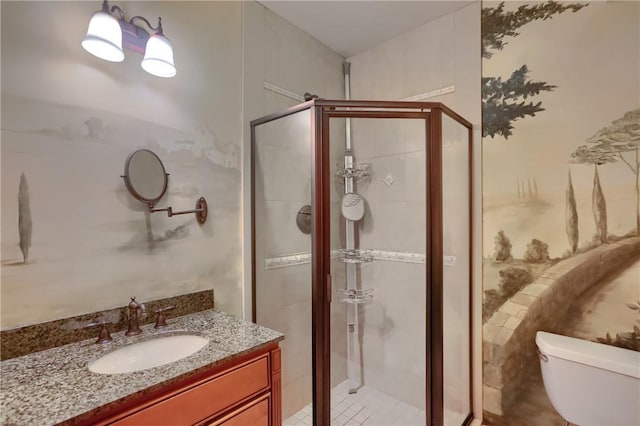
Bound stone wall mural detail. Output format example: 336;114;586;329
482;1;640;424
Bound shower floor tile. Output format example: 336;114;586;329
283;380;426;426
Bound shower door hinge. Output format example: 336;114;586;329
327;274;332;303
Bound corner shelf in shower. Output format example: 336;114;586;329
339;288;374;304
336;162;372;179
337;249;374;264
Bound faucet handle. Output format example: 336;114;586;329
84;319;113;344
154;306;175;329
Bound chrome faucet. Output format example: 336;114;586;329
125;296;146;336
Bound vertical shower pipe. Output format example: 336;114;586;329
343;62;361;393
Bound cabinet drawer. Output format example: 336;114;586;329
207;395;269;426
112;355;270;425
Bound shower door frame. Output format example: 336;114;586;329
251;100;473;426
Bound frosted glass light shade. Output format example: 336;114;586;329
82;11;124;62
141;34;176;78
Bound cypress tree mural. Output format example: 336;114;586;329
565;168;579;254
18;172;33;263
592;166;608;244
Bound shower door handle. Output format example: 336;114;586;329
327;274;332;303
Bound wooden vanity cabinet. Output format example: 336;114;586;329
87;344;281;426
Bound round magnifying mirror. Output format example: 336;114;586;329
123;149;168;205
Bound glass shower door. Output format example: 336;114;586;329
253;108;314;425
326;115;429;426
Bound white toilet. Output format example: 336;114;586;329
536;331;640;426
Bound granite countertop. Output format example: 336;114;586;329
0;309;284;425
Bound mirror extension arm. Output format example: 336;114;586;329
150;197;208;224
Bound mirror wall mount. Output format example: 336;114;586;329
150;197;208;225
121;149;208;224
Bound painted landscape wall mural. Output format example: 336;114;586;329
481;1;640;424
1;1;244;330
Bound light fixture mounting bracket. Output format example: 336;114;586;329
108;2;163;55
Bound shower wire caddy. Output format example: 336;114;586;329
340;288;374;304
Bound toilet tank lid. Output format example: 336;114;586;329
536;331;640;379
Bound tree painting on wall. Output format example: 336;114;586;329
482;1;585;139
569;109;640;352
18;172;33;264
571;108;640;237
482;1;640;425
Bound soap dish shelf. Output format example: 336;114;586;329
336;162;372;179
340;288;374;304
337;249;373;264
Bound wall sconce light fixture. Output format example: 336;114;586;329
82;0;176;78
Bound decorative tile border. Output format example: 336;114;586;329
0;290;214;361
401;85;455;101
370;250;425;264
264;252;313;270
264;250;427;270
263;82;305;102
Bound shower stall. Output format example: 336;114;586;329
251;100;472;426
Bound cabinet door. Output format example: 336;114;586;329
207;395;270;426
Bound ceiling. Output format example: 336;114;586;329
259;1;475;57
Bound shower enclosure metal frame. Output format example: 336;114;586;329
251;99;474;426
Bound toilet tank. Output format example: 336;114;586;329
536;331;640;426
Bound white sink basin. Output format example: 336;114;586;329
89;334;209;374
